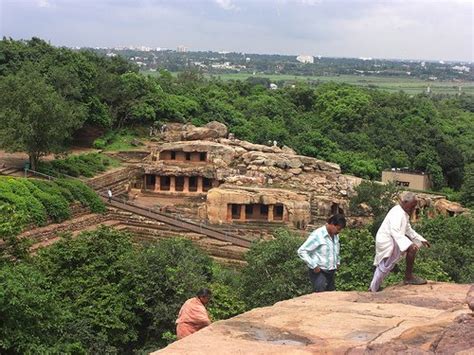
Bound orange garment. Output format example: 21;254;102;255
176;297;211;339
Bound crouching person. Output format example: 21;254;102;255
176;288;212;339
298;214;346;292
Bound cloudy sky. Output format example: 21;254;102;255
1;0;473;61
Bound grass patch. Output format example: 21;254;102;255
38;153;120;178
93;128;147;151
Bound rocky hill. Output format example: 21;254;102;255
154;282;473;354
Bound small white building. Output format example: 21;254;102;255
296;55;314;64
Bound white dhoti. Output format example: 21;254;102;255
369;242;404;292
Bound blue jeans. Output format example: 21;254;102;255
308;268;336;292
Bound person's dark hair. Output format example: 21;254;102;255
196;288;212;297
327;214;346;228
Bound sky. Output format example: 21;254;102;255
1;0;473;62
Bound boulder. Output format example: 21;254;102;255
205;121;228;137
182;127;222;141
434;199;469;216
281;145;296;155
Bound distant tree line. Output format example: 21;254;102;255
91;48;474;81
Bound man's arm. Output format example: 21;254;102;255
297;231;322;270
406;222;430;247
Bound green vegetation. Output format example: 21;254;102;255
1;194;471;352
38;153;120;178
0;64;84;170
1;38;473;191
144;71;474;96
93;128;146;151
241;229;311;308
0;228;245;353
0;177;105;227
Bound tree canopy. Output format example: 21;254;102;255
1;37;473;190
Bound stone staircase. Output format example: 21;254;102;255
86;166;140;195
0;166;22;177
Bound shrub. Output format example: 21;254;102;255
38;153;119;178
0;177;105;228
0;204;30;262
132;237;214;348
241;229;311;308
416;215;473;283
0;177;48;225
207;282;246;321
34;227;140;353
55;179;106;213
336;228;375;291
0;263;82;353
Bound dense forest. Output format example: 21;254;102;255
0;37;473;353
1;38;473;200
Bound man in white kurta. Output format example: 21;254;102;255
369;192;430;292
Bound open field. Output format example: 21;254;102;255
142;70;474;95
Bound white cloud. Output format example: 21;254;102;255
214;0;238;11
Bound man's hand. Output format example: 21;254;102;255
313;266;321;273
422;240;431;248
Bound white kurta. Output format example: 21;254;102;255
374;205;427;266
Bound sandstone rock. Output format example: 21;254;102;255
182;127;221;141
204;121;228;137
131;138;142;147
281;145;296;155
289;168;302;175
206;186;310;228
467;284;474;312
434;198;469;216
154;283;472;355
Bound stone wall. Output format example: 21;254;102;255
87;166;141;195
22;207;248;266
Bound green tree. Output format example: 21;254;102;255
241;230;311;308
132;237;213;349
416;215;473;283
35;227;141;353
0;204;29;263
0;263;82;353
460;163;474;208
0;67;84;170
350;181;399;236
413;148;445;190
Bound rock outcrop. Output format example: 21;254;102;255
154;282;473;354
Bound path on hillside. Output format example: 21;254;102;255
102;195;252;249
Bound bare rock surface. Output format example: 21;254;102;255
154;283;473;354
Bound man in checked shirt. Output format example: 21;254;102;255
297;214;347;292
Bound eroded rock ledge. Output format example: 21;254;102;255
154;282;473;354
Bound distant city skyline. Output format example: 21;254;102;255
1;0;473;62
